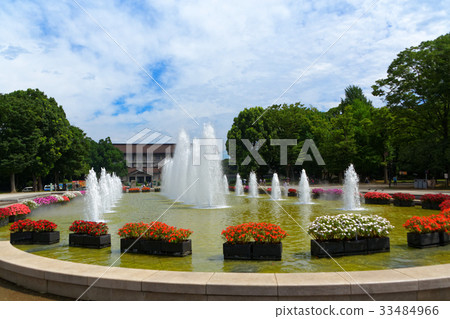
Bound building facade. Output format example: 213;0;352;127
113;143;175;186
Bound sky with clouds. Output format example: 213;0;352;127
0;0;449;144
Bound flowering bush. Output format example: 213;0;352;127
229;186;235;191
62;192;77;199
2;203;31;216
364;192;392;200
69;220;108;236
9;219;57;233
20;199;40;210
421;194;450;204
392;193;415;202
80;190;86;195
118;221;193;243
441;208;450;219
439;200;450;211
307;214;394;241
0;208;9;219
221;222;288;244
142;187;150;192
403;215;450;233
128;188;140;193
288;188;297;194
33;196;58;205
9;219;36;233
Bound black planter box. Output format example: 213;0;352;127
393;200;415;207
364;198;390;205
10;231;34;244
367;237;390;253
311;240;345;258
33;231;60;244
344;239;368;255
421;202;441;210
120;238;141;253
139;239;162;254
161;240;192;257
223;243;252;260
69;233;111;249
439;232;449;246
407;232;440;248
0;217;8;227
311;237;390;258
8;214;27;223
252;243;282;260
121;239;192;257
288;192;297;197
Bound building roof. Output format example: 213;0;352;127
113;143;175;154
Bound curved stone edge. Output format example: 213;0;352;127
1;241;450;300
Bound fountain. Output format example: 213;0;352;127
248;171;259;198
298;169;313;204
161;124;227;208
271;173;282;200
85;168;122;221
223;175;230;194
342;164;362;210
235;173;244;196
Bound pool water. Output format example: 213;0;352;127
1;193;449;273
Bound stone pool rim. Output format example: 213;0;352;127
1;241;450;300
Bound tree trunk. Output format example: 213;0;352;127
38;176;43;191
10;173;16;193
54;172;60;191
32;174;38;192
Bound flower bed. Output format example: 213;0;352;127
118;221;193;256
288;188;297;197
10;219;59;245
364;192;392;205
229;186;235;192
392;193;415;207
221;222;287;260
33;196;59;206
421;194;450;210
20;199;40;210
128;188;140;193
403;214;450;248
141;187;150;192
308;214;393;257
0;204;31;223
69;220;110;249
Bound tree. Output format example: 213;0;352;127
372;33;450;177
0;92;41;192
51;125;90;186
88;137;127;177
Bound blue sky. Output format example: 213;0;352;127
0;0;449;144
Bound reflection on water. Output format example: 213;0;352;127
1;193;449;273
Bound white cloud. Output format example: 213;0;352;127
0;0;448;145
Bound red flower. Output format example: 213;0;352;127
69;220;108;236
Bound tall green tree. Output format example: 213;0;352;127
0;92;41;192
88;137;127;177
372;33;450;177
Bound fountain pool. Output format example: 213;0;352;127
1;192;449;273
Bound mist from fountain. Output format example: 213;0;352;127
161;124;227;208
85;168;122;221
223;175;230;194
248;171;259;198
342;164;363;210
271;173;282;200
298;169;313;204
235;173;244;196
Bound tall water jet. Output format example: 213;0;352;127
248;171;259;198
235;173;244;196
271;173;282;200
298;169;312;204
223;175;230;194
85;168;123;221
161;124;227;208
342;164;362;210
